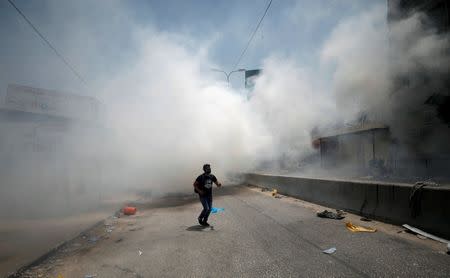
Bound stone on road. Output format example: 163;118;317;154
19;186;450;277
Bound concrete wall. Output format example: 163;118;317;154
245;173;450;239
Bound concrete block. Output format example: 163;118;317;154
244;173;450;239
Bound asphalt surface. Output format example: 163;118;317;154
15;185;450;278
0;193;132;278
0;212;110;278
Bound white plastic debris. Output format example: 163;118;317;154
323;247;336;254
403;224;450;244
138;250;143;256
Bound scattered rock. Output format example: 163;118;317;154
88;236;99;243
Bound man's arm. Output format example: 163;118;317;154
213;176;222;187
193;180;204;194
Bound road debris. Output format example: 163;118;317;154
271;189;278;196
211;207;225;214
322;247;337;254
138;250;143;256
317;210;345;220
123;206;137;215
88;236;99;243
402;224;450;244
346;222;376;233
105;223;115;233
360;217;372;222
336;209;346;215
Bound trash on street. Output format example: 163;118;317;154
88;236;99;243
403;224;450;244
123;206;137;215
323;247;337;254
317;210;345;220
211;207;225;214
346;222;376;233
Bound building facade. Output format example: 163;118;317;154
0;84;104;218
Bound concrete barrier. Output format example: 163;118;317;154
244;173;450;239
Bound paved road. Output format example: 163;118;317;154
0;193;132;278
16;185;450;277
0;212;111;278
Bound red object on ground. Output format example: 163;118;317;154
123;206;137;215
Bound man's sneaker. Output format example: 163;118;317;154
198;218;204;225
202;221;210;227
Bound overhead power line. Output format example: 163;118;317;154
232;0;273;71
7;0;88;86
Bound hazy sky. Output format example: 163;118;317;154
2;1;448;207
0;0;380;94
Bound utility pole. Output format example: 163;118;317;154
211;68;246;84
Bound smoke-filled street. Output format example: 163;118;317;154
2;0;450;276
12;186;450;278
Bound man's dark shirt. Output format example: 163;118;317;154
195;173;217;196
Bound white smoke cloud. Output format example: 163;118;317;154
321;4;390;122
249;56;335;163
320;4;449;154
1;1;449;219
96;29;274;193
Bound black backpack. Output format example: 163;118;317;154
193;174;206;193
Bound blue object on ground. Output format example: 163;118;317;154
211;207;225;214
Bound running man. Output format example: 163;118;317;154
193;164;222;226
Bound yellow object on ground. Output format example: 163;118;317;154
346;222;377;233
271;189;278;196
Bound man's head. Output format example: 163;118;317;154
203;164;211;174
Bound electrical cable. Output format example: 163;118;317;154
231;0;273;70
7;0;88;86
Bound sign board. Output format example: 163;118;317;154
5;84;99;121
245;69;262;89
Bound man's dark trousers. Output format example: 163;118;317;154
199;194;212;222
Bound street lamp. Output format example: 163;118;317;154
211;68;246;84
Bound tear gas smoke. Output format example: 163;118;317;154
0;3;448;220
